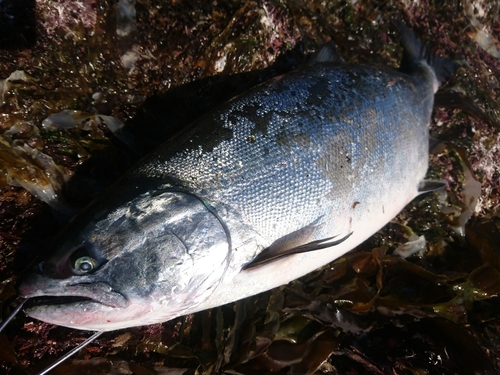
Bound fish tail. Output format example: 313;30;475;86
397;21;457;87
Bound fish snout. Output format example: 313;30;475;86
17;267;43;298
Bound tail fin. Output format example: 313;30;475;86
397;21;457;86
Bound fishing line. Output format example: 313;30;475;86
36;331;104;375
0;297;26;333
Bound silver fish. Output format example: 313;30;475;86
17;25;456;331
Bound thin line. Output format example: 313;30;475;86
36;331;104;375
0;298;26;333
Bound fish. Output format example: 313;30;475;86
16;24;456;332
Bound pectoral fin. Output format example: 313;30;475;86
243;230;353;270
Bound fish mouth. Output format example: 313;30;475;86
21;292;150;332
63;282;130;308
21;296;125;331
18;279;130;309
24;295;95;308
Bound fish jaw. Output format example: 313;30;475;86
22;300;153;332
17;272;146;331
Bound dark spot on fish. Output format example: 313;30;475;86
276;130;311;152
276;130;291;152
352;201;360;209
201;126;233;153
306;78;331;107
181;115;235;154
250;111;274;137
290;132;311;147
247;135;256;143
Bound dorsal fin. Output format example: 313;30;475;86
309;41;344;65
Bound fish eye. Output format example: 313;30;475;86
69;245;101;275
74;256;98;274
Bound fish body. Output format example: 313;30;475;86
18;27;454;331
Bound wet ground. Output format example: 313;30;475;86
0;0;499;374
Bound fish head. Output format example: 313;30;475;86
18;187;231;331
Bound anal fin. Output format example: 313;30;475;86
418;179;448;194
